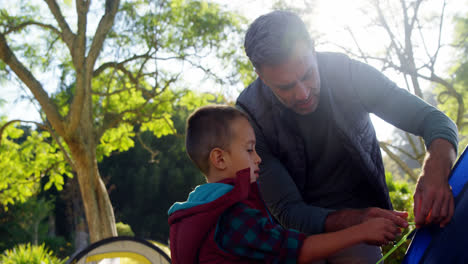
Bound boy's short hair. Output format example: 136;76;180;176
186;105;249;175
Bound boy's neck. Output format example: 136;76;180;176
206;170;234;183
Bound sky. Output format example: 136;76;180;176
215;0;467;140
1;0;467;140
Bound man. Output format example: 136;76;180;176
236;10;458;263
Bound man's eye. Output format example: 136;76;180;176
302;69;313;81
247;149;253;153
277;84;295;90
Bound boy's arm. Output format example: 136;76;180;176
298;217;400;263
216;203;306;263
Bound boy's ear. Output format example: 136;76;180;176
209;148;227;170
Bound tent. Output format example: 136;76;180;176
66;236;171;264
403;146;468;263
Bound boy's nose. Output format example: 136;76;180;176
255;152;262;164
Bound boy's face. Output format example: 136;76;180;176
225;117;262;183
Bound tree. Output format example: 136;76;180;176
339;0;464;180
100;102;208;242
438;12;468;149
0;119;70;208
277;0;464;180
0;0;247;242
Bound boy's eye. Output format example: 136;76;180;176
247;149;254;153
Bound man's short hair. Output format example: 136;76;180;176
185;105;248;175
244;10;313;71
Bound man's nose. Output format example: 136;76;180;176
295;81;309;101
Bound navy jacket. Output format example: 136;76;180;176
236;52;458;234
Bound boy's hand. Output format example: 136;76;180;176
360;218;401;246
361;208;409;228
325;207;408;232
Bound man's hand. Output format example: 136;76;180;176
325;207;408;232
414;138;456;228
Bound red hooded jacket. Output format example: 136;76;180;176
168;169;268;264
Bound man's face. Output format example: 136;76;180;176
257;41;321;115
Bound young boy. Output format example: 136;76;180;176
168;105;402;263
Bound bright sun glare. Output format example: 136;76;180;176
2;0;466;141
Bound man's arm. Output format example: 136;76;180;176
414;138;456;227
251;118;407;233
350;59;459;227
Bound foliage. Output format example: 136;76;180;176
381;172;415;264
0;0;250;240
0;194;50;249
101;101;209;242
0;205;29;252
15;197;55;244
41;236;73;261
0;120;72;209
437;13;468;150
0;196;62;253
0;243;66;264
116;222;135;237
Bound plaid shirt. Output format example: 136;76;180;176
215;202;306;263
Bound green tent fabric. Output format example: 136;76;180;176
66;236;171;264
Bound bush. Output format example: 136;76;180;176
381;172;416;264
42;236;74;260
0;243;66;264
116;222;135;236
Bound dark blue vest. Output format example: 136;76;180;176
237;52;392;210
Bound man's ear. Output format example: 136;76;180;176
209;148;227;170
255;68;264;82
256;68;270;87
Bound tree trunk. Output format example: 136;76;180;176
68;177;89;251
48;215;56;237
380;142;418;181
33;222;38;245
68;140;117;242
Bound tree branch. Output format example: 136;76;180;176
93;53;151;77
44;0;75;51
3;21;61;36
404;132;424;165
0;34;65;135
0;119;22;146
137;132;159;163
0;119;76;171
430;73;465;127
76;0;90;61
432;0;447;69
94;75;179;142
86;0;120;70
63;0;91;136
380;141;418;181
345;27;369;64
